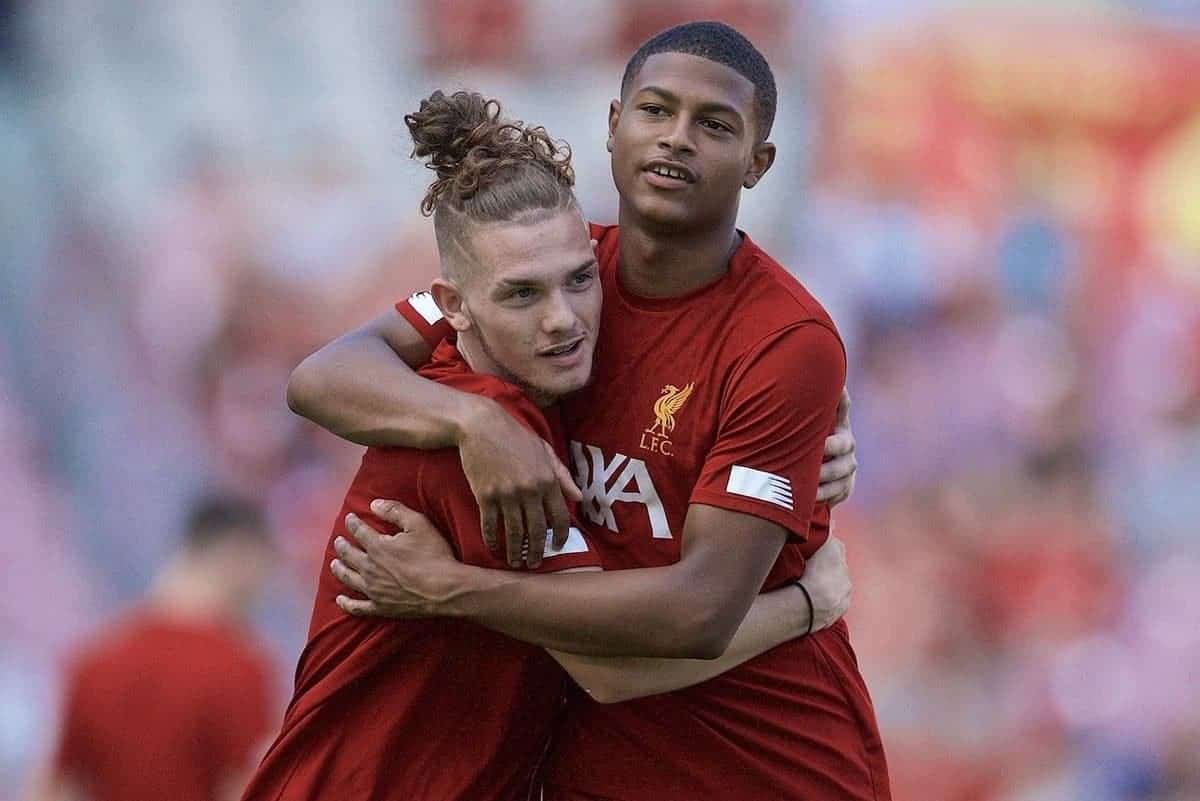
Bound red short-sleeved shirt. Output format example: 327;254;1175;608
240;342;601;801
53;611;274;801
397;225;890;801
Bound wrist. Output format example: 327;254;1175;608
436;562;509;619
448;394;500;447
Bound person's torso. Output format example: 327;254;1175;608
545;225;886;801
64;613;269;801
565;224;833;578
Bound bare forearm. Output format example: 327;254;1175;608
442;561;752;659
288;333;483;448
550;583;806;702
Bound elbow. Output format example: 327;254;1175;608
669;604;737;660
678;632;733;661
286;357;324;419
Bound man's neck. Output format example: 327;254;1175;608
615;204;742;298
148;558;239;623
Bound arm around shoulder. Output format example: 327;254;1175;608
286;308;483;448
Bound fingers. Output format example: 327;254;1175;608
523;497;548;569
336;595;381;617
815;475;855;506
369;499;422;530
345;512;385;551
341;516;384;557
501;499;525;568
330;558;367;594
822;430;855;460
836;387;851;428
333;535;370;572
819;451;857;483
480;502;500;553
545;490;571;550
816;449;857;506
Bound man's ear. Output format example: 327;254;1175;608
606;99;621;153
743;140;776;189
430;279;471;333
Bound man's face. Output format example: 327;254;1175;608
453;209;601;404
608;52;774;233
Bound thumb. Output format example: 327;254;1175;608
836;387;851;429
554;459;582;503
542;441;582;502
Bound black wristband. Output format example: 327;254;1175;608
795;580;815;636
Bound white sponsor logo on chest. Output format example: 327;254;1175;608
570;442;672;539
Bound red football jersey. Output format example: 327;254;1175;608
241;342;601;801
397;225;890;801
53;611;274;801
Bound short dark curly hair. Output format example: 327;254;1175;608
620;21;777;141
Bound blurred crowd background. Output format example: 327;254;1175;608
2;1;1198;800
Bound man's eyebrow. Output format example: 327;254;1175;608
496;258;597;287
637;86;744;122
495;275;542;288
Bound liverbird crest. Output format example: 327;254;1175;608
649;382;695;437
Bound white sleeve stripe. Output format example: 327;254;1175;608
543;527;589;557
408;291;444;325
727;465;795;511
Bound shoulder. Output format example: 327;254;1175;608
711;237;843;369
738;238;839;339
421;360;555;444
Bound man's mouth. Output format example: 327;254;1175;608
642;160;696;186
538;337;585;358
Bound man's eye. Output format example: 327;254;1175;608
642;105;665;115
570;272;595;288
512;287;536;300
701;119;730;133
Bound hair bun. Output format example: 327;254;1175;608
406;90;574;215
406;90;501;179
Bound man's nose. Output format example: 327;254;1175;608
657;115;696;155
542;289;579;334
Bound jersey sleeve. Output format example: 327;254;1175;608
689;322;846;541
395;291;455;349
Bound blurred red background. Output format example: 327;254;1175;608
1;2;1197;800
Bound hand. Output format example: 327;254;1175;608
330;499;465;618
816;387;857;506
798;536;851;633
457;399;581;568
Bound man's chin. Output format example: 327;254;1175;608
629;195;701;232
527;367;593;405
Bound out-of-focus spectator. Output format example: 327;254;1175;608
23;494;279;801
